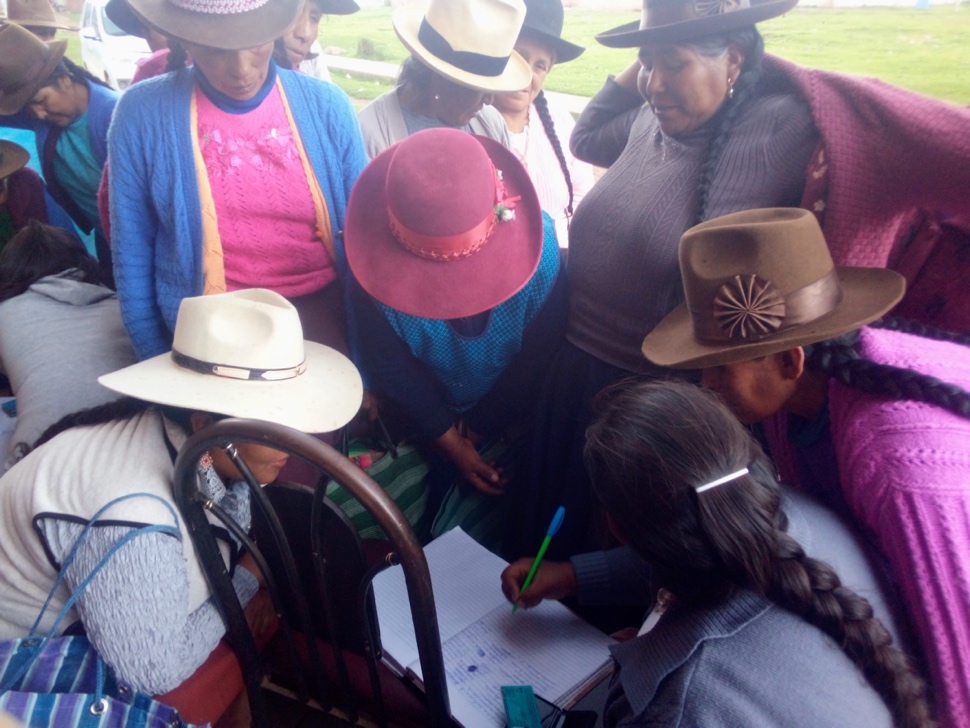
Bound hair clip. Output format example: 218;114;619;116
694;467;749;494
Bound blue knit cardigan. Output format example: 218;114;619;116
107;68;367;359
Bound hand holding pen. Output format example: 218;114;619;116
501;507;576;610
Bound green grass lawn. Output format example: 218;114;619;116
320;5;969;103
62;6;969;103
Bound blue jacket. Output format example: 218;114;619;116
108;68;367;359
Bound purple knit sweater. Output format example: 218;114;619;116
767;326;970;728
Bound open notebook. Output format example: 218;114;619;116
372;527;615;727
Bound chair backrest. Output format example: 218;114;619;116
171;418;451;728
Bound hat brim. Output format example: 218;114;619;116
99;341;363;434
344;135;543;320
0;38;67;116
8;17;79;30
393;8;532;93
126;0;301;50
641;267;906;370
596;0;798;48
105;0;148;38
0;141;30;178
315;0;359;15
520;27;584;64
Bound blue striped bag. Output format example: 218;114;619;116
0;494;203;728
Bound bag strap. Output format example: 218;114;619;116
29;492;181;637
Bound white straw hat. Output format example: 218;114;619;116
100;289;363;433
392;0;532;93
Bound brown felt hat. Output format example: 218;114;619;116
0;140;30;179
641;208;906;369
126;0;302;51
597;0;798;48
7;0;78;31
0;22;67;116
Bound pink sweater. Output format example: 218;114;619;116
767;326;970;728
196;85;335;297
769;55;970;333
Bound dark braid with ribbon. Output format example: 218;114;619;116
585;380;935;728
804;318;970;420
692;27;765;225
532;90;574;217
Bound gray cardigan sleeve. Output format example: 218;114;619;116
570;77;644;168
41;520;259;695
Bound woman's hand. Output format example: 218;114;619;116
501;559;578;610
435;425;505;495
614;57;643;95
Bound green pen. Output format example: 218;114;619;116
513;506;566;613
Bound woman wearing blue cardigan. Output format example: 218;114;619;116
108;0;367;362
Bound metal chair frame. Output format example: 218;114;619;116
171;418;451;728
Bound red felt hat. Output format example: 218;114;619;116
345;129;543;320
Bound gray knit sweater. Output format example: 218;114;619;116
566;78;819;373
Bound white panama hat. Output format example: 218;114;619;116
393;0;532;93
100;289;363;434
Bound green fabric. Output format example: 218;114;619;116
325;439;433;542
52;110;104;237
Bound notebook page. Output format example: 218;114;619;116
410;600;615;727
372;527;509;669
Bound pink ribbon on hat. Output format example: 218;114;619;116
387;160;520;262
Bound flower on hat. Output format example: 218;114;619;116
493;167;520;223
713;274;786;340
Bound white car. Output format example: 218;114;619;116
79;0;151;91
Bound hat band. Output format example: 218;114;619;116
168;0;269;14
388;206;497;262
417;18;510;77
641;0;751;29
172;350;306;381
691;268;843;343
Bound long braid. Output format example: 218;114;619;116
532;90;574;217
767;523;935;727
165;40;190;73
693;28;765;225
586;381;934;727
806;325;970;420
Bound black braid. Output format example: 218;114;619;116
532;90;574;217
165;40;190;73
767;523;935;728
873;316;970;347
805;324;970;420
693;28;765;225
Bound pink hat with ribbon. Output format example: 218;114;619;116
345;128;542;320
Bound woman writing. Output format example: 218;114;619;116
492;0;594;247
357;0;531;159
108;0;367;361
503;380;933;727
0;288;362;699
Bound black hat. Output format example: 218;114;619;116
597;0;798;48
520;0;584;63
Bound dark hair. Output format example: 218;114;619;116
165;40;190;73
32;398;217;454
804;317;970;420
687;27;765;224
41;57;112;91
397;54;434;91
584;380;934;728
532;90;574;217
0;220;105;303
272;37;295;70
